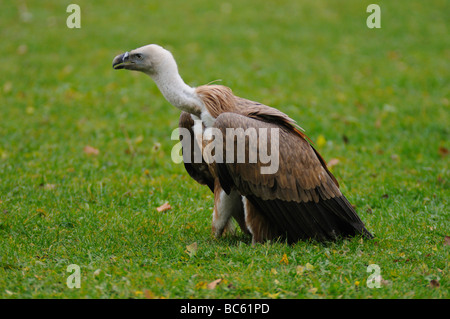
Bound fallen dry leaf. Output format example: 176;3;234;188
26;106;34;114
144;289;156;299
93;269;101;277
267;292;280;299
305;263;314;271
429;279;440;288
444;236;450;246
83;145;99;156
279;253;289;265
438;146;449;157
195;281;207;289
43;184;56;190
17;44;28;55
152;142;161;152
342;135;349;144
388;50;400;60
375;118;382;128
186;242;198;258
378;276;390;286
134;135;144;145
156;202;171;212
3;82;12;93
327;158;340;168
308;287;318;294
207;279;222;290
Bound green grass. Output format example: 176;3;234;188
0;0;448;299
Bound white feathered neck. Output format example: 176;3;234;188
148;53;203;116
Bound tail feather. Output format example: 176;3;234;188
246;194;373;243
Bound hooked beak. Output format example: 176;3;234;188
112;51;130;69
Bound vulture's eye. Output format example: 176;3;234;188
135;53;143;60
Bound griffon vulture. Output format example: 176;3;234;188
112;44;373;244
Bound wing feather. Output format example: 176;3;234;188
213;111;372;242
179;112;215;192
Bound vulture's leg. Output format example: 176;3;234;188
242;196;280;244
231;197;249;236
212;179;247;238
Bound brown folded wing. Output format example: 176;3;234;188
213;112;373;242
179;111;214;192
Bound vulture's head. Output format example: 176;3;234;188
112;44;176;76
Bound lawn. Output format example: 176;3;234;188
0;0;448;299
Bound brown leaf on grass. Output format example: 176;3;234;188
144;289;156;299
342;135;349;144
17;44;28;55
43;184;56;190
380;277;391;286
438;147;449;157
267;292;281;299
207;279;222;290
307;288;318;294
375;118;382;128
83;145;99;156
93;269;101;277
327;158;340;168
382;194;389;199
152;142;161;152
444;236;450;246
195;281;207;289
5;290;15;296
185;242;198;258
279;253;289;265
156;202;171;212
429;279;440;288
388;51;400;60
134;135;144;145
3;82;13;93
